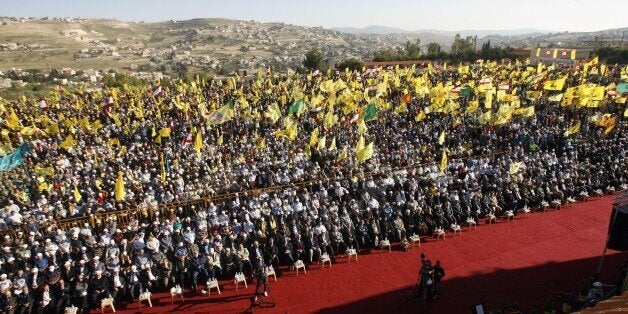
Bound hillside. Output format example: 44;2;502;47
0;17;625;77
0;17;418;75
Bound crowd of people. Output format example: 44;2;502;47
0;58;626;313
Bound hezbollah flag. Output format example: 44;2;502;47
114;171;125;201
440;150;448;173
60;135;75;150
73;185;82;202
207;101;235;125
564;123;580;137
509;162;523;174
264;102;282;123
438;131;446;145
543;75;567;91
194;130;203;154
356;142;374;162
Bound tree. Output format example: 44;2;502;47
172;62;189;78
427;42;442;56
303;48;326;71
335;58;364;71
405;39;422;60
451;34;475;55
481;40;491;53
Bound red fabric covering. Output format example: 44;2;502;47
100;196;626;313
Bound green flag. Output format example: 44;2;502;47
617;82;628;94
289;99;305;117
459;86;473;97
361;103;378;121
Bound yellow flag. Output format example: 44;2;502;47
357;119;367;135
356;135;365;152
414;110;426;121
194;130;203;154
440;150;447;173
73;185;82;202
479;111;492;125
309;127;319;147
564;123;580;137
329;137;336;151
467;100;479;114
317;135;326;151
35;166;55;177
604;124;615;135
356;142;374;162
522;106;535;117
438;131;446;145
60;135;75;149
337;146;348;160
107;138;120;147
6;108;21;129
485;92;493;109
217;134;223;145
159;127;171;138
114;171;125;201
38;181;51;192
509;162;523;174
543;75;568;91
264;103;282;123
160;158;166;185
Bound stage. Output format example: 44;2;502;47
99;195;626;313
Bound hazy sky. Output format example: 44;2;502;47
2;0;627;32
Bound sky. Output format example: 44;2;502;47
1;0;627;32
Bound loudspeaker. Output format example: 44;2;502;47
607;205;628;252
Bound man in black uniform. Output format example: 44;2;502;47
418;259;433;301
432;260;445;299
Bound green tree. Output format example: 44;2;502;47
451;34;475;55
405;39;422;60
593;47;628;64
335;58;364;71
303;48;326;71
427;42;441;56
172;62;189;78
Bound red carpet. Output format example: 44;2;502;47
104;196;627;313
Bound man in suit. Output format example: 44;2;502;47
15;286;32;314
264;238;281;275
254;260;268;300
89;270;110;307
72;273;89;312
188;251;208;294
